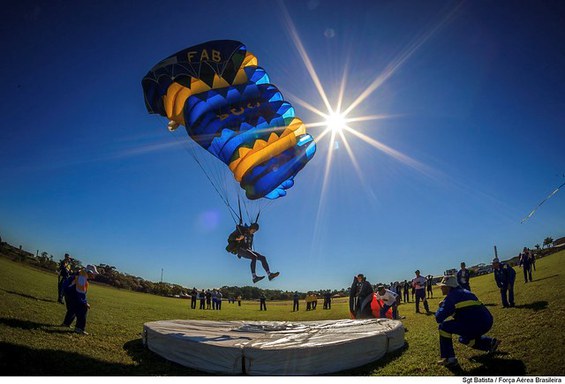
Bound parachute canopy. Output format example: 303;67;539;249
142;40;316;200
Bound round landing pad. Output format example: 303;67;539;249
143;318;405;375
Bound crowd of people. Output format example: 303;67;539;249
53;246;538;368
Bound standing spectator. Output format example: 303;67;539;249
529;250;536;271
205;289;212;309
216;290;222;310
323;291;332;309
237;295;242;306
306;293;312;311
312;293;318;310
293;292;300;311
457;262;471;291
395;282;402;299
412;270;431;314
61;265;98;335
57;254;73;304
259;293;267;311
199;289;206;309
190;287;197;309
376;285;399;319
403;280;410;303
434;275;500;367
519;248;533;283
349;274;374;319
211;289;217;310
426;275;434;298
492;258;516;308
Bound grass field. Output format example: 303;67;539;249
0;249;564;376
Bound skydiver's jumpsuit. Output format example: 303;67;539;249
227;226;270;276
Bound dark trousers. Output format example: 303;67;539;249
199;299;205;309
237;248;270;275
62;291;88;330
191;297;196;309
523;267;532;283
439;318;493;358
380;303;398;319
500;284;515;307
403;290;409;302
260;300;266;311
293;300;299;311
415;289;429;313
57;278;65;302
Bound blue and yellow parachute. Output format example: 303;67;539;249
142;40;316;200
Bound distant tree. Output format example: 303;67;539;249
543;237;554;248
535;244;541;251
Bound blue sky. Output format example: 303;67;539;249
1;1;564;292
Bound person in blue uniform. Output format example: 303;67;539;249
293;292;300;311
61;264;98;335
226;223;279;283
435;275;500;367
519;248;533;283
457;262;471;291
492;258;516;308
57;253;73;304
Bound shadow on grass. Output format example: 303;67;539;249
465;353;526;376
1;288;57;303
514;301;548;311
0;340;202;376
123;338;206;375
0;317;53;330
530;274;558;282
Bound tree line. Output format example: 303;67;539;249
1;235;560;300
0;240;345;300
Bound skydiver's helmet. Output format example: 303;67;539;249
250;223;259;231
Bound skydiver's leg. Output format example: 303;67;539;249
237;248;258;275
252;251;271;274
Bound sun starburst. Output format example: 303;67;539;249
276;0;462;237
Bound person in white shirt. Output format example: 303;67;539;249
412;270;431;314
376;285;399;319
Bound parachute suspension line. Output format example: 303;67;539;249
254;211;261;225
167;129;240;224
237;196;243;225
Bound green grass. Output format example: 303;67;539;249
0;250;564;376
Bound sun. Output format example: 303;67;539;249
325;111;347;133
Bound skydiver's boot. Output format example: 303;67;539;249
253;275;265;284
268;272;280;281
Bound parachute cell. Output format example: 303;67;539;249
142;40;316;200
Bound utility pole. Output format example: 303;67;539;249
494;245;498;259
160;268;164;283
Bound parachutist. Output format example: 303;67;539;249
226;222;279;283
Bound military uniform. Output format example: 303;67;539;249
494;262;516;307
